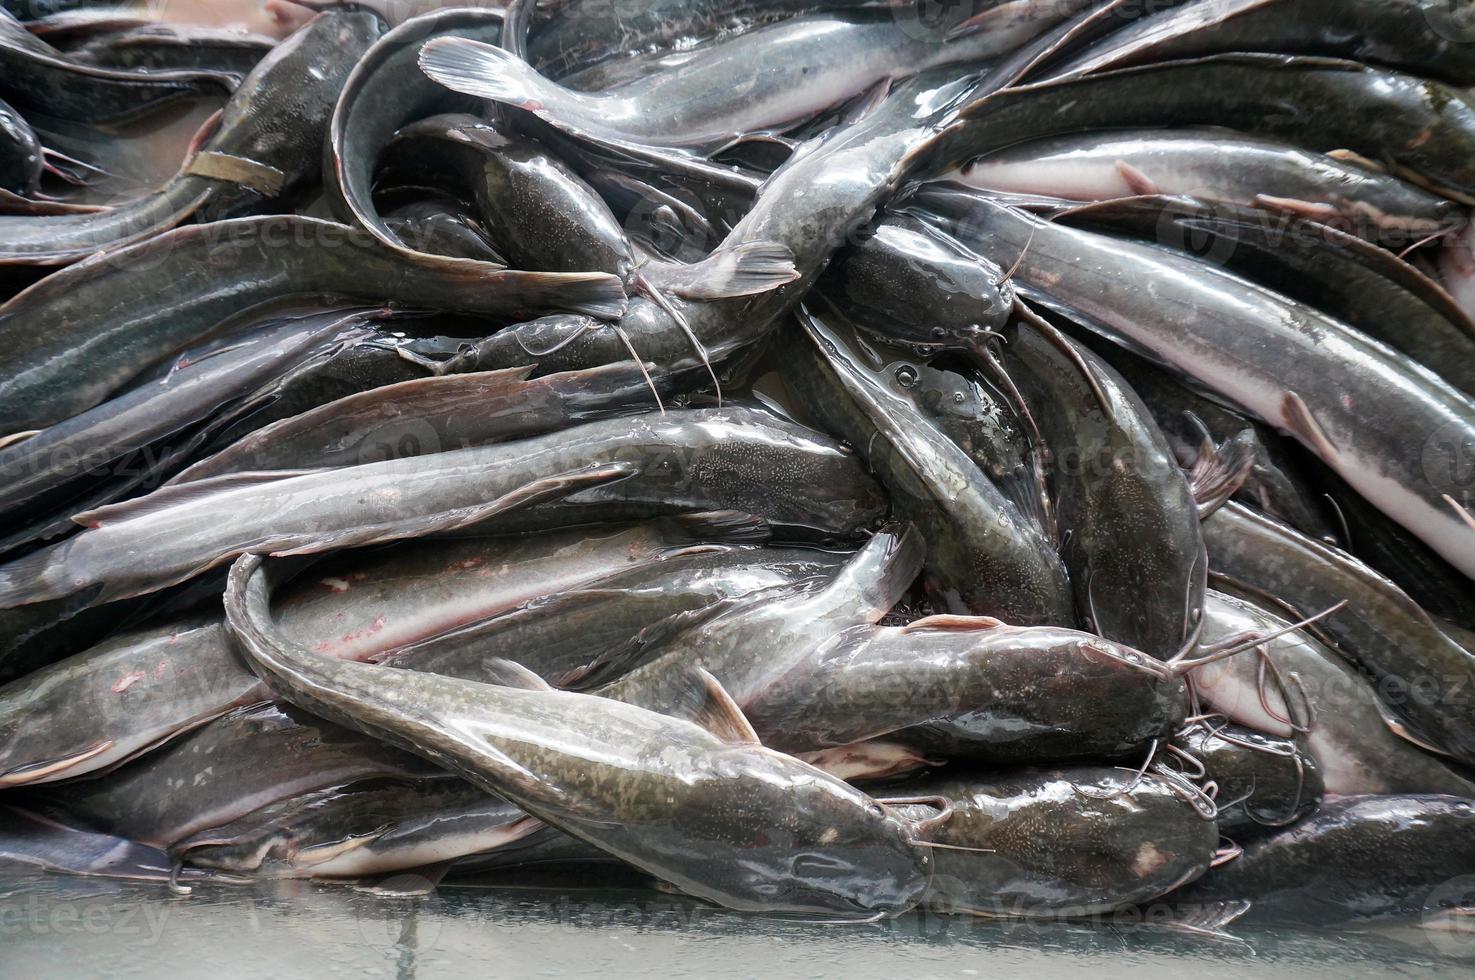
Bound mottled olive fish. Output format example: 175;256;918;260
0;214;624;434
0;408;884;608
225;552;933;918
923;189;1475;582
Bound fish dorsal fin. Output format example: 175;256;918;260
901;615;1006;634
478;658;554;692
72;470;322;527
689;668;761;746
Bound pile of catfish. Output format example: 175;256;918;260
1;0;1475;934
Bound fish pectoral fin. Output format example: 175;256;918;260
686;668;762;746
901;615;1007;634
1374;699;1455;758
653;241;800;301
1114;160;1161;197
1154;901;1254;944
1188;428;1256;519
0;429;40;450
839;76;892;126
1253;194;1339;222
1279;391;1339;461
476;658;554;692
661;510;771;544
292;826;393;869
0;739;115;788
1325;148;1387;173
268;462;640;557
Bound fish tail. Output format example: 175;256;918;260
531;271;628;321
0;541;70;609
659;241;801;301
420;37;590;120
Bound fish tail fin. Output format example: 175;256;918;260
420;37;597;122
526;271;628;321
0;543;70;609
1187;425;1256;519
654;241;801;301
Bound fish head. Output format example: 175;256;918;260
676;748;932;918
757;769;934;918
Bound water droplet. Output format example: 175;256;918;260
895;366;919;388
952;392;966;404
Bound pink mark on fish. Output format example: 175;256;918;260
112;671;148;694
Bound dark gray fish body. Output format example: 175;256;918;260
527;0;905;79
436;65;979;383
0;12;233;124
1179;795;1475;922
0;312;370;527
422;7;1086;154
0;10;386;265
1170;721;1322;840
935;54;1475;202
1202;506;1475;767
70;25;274;80
176;776;539;879
1057;195;1475;399
0;95;40;196
957;129;1459;242
0;518;756;788
271;517;775;663
193;324;460;458
448;825;617;877
0;214;623;433
782;314;1073;624
0;617;260;789
225;554;932;918
0;805;214;884
169;362;658;483
1049;0;1475;86
385;544;849;688
1315;467;1475;627
191;10;386;222
382;197;503;263
0;593;153;685
744;618;1186;770
34;701;439;849
394;112;799;302
1075;330;1337;543
416;114;636;278
897;768;1219;917
900;358;1043;536
1008;325;1205;659
1190;589;1475;799
326;7;506;261
924;190;1475;582
0;409;884;608
595;527;921;714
